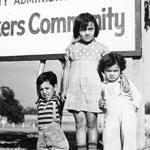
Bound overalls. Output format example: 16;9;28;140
37;102;69;150
102;81;137;150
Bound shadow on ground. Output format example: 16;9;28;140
0;131;103;150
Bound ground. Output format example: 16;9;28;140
0;129;103;150
0;123;150;150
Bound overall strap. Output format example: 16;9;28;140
52;101;58;122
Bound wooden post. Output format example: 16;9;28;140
132;58;145;149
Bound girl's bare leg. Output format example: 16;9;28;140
73;111;87;150
86;112;98;150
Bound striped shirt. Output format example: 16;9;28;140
37;95;63;129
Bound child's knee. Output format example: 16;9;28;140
87;118;97;129
75;117;86;129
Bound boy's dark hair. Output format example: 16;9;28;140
97;52;126;80
73;12;99;39
36;71;57;98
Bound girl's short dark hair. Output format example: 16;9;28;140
36;71;57;97
73;12;99;39
98;52;126;74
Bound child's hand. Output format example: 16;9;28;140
99;98;106;109
132;105;138;113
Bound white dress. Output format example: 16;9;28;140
64;40;109;113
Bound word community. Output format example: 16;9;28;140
0;7;125;37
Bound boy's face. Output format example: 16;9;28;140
79;22;95;43
39;81;57;101
104;63;121;82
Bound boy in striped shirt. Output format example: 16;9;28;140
36;60;69;150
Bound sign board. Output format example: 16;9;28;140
0;0;141;60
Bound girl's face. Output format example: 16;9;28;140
79;22;95;43
104;63;121;82
39;81;57;101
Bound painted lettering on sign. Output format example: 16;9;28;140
0;8;125;37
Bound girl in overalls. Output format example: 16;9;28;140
98;52;142;150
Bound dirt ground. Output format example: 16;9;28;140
0;130;103;150
1;128;150;150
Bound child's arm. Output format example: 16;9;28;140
99;86;106;111
36;60;46;105
61;58;70;101
37;60;46;78
120;73;131;93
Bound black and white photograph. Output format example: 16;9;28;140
0;0;149;150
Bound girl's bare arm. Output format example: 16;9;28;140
120;73;131;93
61;59;70;100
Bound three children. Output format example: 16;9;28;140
35;11;141;150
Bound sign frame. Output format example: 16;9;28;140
0;0;141;61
